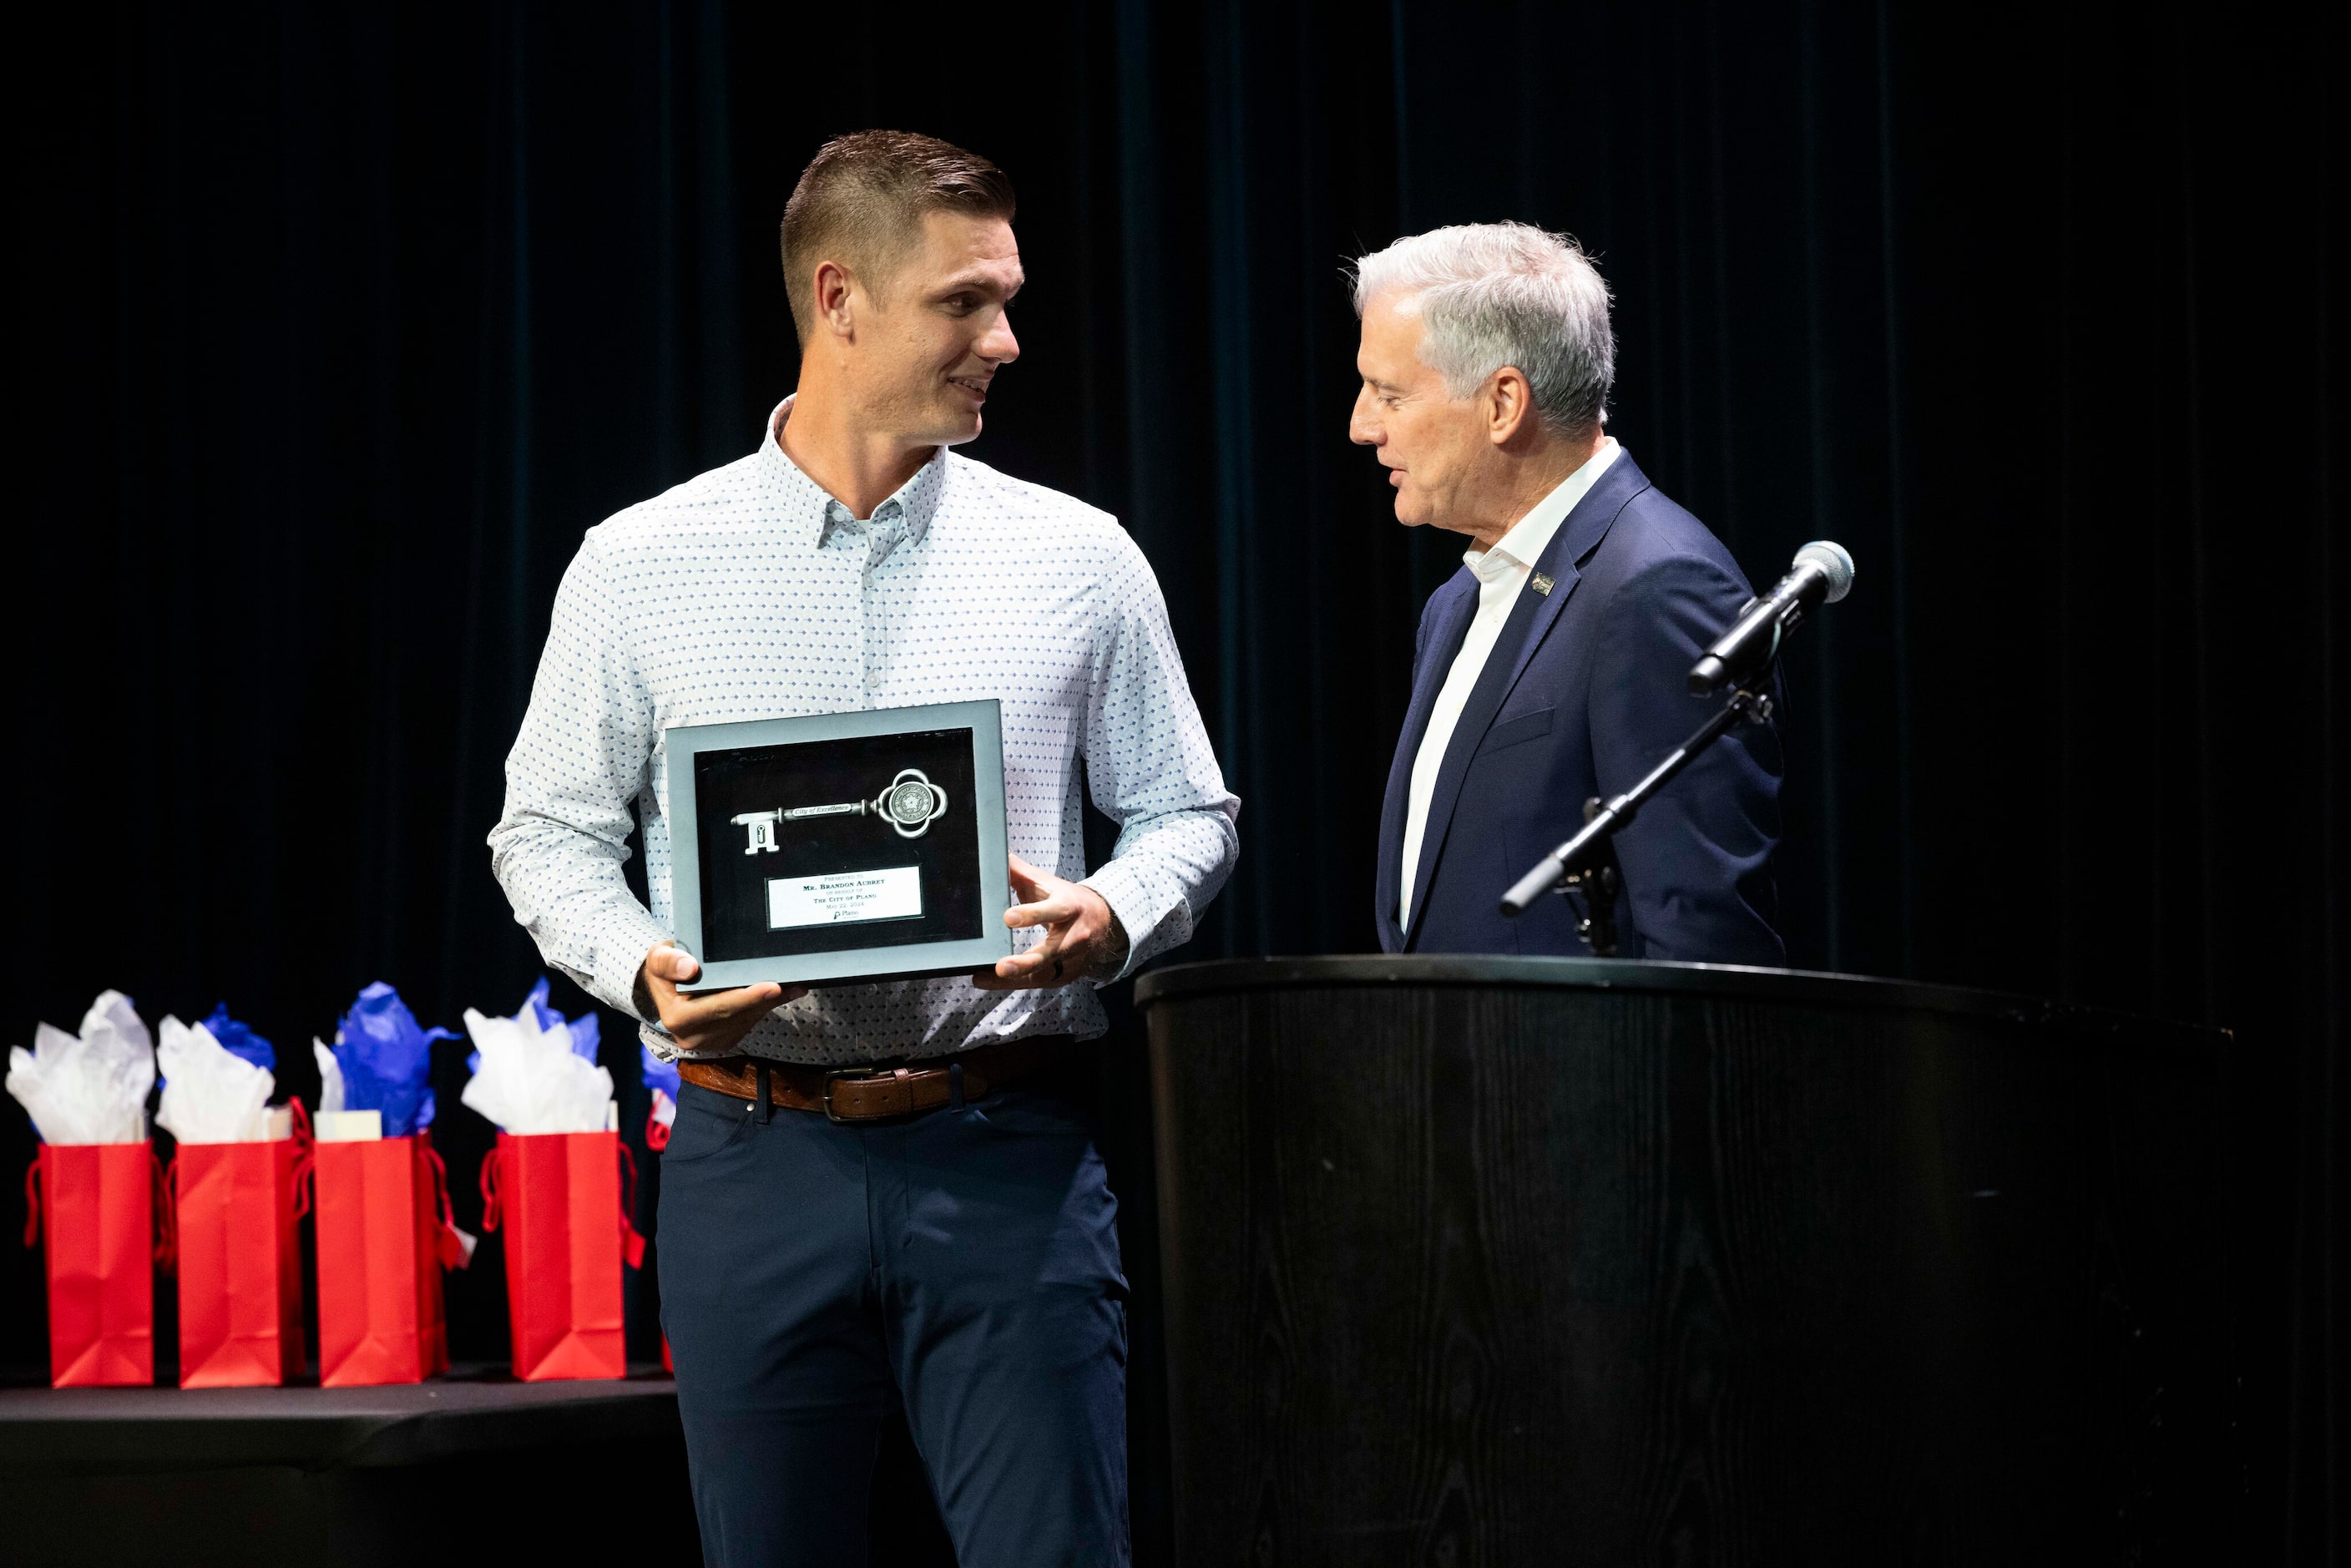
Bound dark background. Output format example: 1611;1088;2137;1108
8;0;2341;1560
695;729;981;960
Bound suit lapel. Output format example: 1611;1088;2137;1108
1377;571;1479;950
1494;453;1652;703
1401;454;1653;948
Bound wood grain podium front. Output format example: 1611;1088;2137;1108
1136;956;2231;1565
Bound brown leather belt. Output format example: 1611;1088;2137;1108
675;1034;1078;1124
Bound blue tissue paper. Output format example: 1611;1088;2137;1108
641;1044;680;1100
331;982;458;1137
524;976;601;1065
201;1003;276;1072
471;977;601;1075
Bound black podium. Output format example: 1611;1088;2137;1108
1136;957;2232;1564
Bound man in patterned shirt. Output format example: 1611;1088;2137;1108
489;131;1237;1565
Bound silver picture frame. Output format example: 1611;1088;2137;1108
664;699;1012;992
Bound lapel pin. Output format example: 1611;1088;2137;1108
1530;573;1555;596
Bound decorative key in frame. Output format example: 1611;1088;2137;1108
731;767;950;854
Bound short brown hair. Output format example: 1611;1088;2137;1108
779;131;1016;345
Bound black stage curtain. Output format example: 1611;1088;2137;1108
10;1;2341;1559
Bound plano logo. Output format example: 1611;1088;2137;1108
731;768;949;853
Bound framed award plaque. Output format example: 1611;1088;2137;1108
663;700;1013;991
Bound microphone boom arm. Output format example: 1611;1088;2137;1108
1499;539;1848;953
1498;684;1776;940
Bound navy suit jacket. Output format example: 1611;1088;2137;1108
1375;453;1784;962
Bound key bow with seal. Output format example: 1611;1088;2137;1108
731;767;950;853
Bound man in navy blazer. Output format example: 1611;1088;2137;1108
1352;223;1782;964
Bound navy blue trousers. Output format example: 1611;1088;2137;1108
658;1077;1129;1567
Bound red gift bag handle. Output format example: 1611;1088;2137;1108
477;1143;503;1234
467;1140;645;1262
288;1100;317;1219
645;1110;670;1152
416;1142;474;1278
618;1142;646;1270
21;1148;179;1267
420;1141;469;1271
421;1141;453;1228
152;1146;176;1272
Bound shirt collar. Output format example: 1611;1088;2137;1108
759;395;948;550
1463;436;1623;579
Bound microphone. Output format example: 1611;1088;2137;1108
1687;541;1855;695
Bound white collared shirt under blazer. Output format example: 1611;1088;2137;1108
1397;438;1622;929
491;400;1241;1066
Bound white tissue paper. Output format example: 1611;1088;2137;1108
459;1007;614;1136
156;1016;277;1144
312;1038;346;1114
6;990;156;1145
308;1039;385;1141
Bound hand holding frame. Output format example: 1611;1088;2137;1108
972;853;1128;990
635;942;808;1055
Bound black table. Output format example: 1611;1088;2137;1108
0;1368;697;1565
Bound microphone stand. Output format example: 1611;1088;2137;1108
1498;679;1777;956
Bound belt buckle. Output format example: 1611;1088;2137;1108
822;1065;909;1125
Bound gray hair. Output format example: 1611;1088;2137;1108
1349;221;1615;437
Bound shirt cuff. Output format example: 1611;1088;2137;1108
585;902;675;1022
1079;858;1180;984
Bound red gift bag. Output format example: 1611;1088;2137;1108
313;1134;468;1387
479;1130;645;1382
22;1142;168;1387
169;1105;311;1388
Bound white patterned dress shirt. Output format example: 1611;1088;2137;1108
490;398;1241;1065
1398;438;1620;928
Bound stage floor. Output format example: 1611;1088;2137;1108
0;1364;681;1471
0;1367;698;1565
